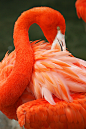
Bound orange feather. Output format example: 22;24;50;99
75;0;86;22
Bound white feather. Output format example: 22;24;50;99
42;87;55;105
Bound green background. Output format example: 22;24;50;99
0;0;86;61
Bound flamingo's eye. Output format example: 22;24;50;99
57;26;60;30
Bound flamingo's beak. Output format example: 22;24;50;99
51;30;66;51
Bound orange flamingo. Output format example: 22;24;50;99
75;0;86;22
0;7;86;129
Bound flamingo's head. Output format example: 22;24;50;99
37;7;66;51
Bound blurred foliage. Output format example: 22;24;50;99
0;0;86;61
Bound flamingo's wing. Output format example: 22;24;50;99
27;41;86;105
75;0;86;22
17;93;86;129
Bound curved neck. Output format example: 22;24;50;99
13;7;66;46
13;9;36;49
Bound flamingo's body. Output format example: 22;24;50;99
0;7;86;129
75;0;86;22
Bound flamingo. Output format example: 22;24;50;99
0;7;86;129
75;0;86;31
75;0;86;22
